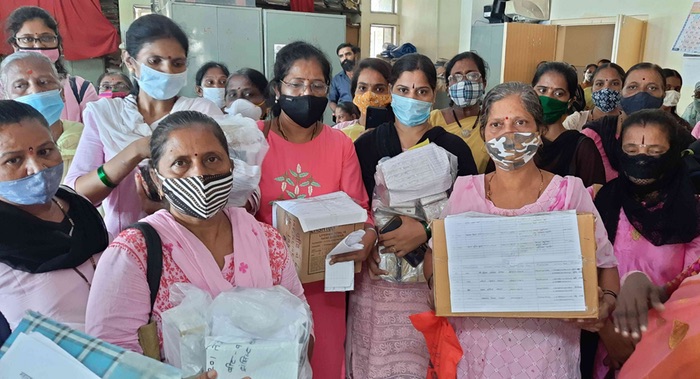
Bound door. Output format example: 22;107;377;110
503;23;558;83
613;15;647;71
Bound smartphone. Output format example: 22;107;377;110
139;165;162;202
379;216;426;267
379;216;403;234
365;106;391;129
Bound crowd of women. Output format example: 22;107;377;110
1;4;699;379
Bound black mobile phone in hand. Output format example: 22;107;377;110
139;165;162;202
365;106;391;129
379;216;426;267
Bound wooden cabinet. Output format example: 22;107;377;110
472;15;647;88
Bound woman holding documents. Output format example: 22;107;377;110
85;111;308;359
349;53;477;378
590;109;700;378
426;82;619;378
0;100;108;331
255;41;373;379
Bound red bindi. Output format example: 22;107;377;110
505;117;509;120
28;147;34;154
194;153;198;156
26;69;33;75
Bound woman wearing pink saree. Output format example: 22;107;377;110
85;111;308;359
613;260;700;378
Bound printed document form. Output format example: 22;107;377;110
444;210;586;313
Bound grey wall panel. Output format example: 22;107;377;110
170;3;264;98
471;24;505;92
263;10;345;123
217;7;264;76
172;3;219;97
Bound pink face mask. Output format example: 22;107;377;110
99;91;129;99
18;48;60;63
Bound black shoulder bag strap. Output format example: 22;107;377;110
129;222;163;318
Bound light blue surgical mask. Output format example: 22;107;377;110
391;93;432;127
0;162;64;205
134;62;188;100
15;89;64;126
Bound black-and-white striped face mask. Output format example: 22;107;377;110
157;171;233;219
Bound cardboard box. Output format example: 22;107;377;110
272;192;367;283
432;213;599;318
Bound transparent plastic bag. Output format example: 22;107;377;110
208;286;312;379
371;143;457;284
212;114;269;208
163;284;312;379
161;284;212;378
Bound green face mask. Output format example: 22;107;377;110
539;95;569;124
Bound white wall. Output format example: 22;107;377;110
399;0;462;61
460;0;695;110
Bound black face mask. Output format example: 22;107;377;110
341;59;355;72
619;151;675;192
278;95;328;128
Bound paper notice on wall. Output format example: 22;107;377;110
673;1;700;53
274;44;286;56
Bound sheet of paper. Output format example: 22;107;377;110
206;337;301;379
272;191;367;232
0;332;100;379
444;210;586;313
379;144;454;205
325;230;365;292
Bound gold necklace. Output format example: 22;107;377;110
277;118;319;142
52;198;74;237
51;198;96;287
487;169;544;202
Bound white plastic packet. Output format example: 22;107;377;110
161;284;212;377
212;114;269;208
162;285;312;379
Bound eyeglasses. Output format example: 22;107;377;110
14;35;58;46
448;72;482;83
281;79;329;96
99;83;131;92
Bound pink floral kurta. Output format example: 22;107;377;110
443;175;617;379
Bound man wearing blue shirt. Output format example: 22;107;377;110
329;43;359;112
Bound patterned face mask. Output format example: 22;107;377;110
0;162;63;205
353;91;392;115
448;80;484;107
591;88;622;113
485;132;541;171
157;171;233;219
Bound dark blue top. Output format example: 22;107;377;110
0;312;10;346
329;71;352;103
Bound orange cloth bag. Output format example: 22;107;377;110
410;310;463;379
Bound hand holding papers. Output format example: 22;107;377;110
325;230;365;292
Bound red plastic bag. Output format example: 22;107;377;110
410;310;463;379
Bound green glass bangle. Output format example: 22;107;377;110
97;165;116;188
422;221;432;240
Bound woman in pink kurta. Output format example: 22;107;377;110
63;15;222;238
255;42;375;379
0;100;108;331
349;55;478;379
591;109;700;378
85;110;307;359
425;82;619;379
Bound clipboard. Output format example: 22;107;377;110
432;213;599;318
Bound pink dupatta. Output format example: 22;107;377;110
141;207;273;297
